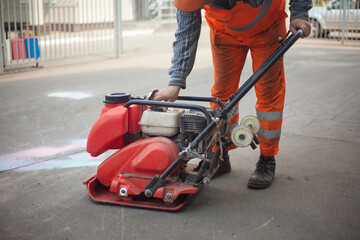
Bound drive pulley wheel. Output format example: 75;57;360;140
231;125;254;147
240;115;260;134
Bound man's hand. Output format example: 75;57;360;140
290;19;311;38
152;85;181;102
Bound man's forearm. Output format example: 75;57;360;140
168;9;202;89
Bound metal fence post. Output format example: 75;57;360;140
341;0;347;45
0;0;4;73
0;35;3;73
114;0;123;57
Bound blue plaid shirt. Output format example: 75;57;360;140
168;0;312;89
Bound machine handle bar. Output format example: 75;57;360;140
124;99;212;123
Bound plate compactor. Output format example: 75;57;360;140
83;30;303;211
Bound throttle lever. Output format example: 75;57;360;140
278;31;291;45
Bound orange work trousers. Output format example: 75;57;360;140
209;21;287;157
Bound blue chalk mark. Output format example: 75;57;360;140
19;151;106;171
0;139;116;172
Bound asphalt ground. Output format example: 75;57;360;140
0;40;360;240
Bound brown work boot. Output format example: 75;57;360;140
215;151;231;176
212;151;231;178
248;156;276;189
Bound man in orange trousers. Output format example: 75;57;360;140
154;0;312;189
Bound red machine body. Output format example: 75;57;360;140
87;95;143;157
84;137;198;211
84;94;199;210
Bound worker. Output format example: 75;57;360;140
153;0;312;189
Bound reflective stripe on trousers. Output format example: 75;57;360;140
256;110;283;156
256;110;282;140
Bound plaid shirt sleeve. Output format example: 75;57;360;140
168;9;202;89
289;0;313;21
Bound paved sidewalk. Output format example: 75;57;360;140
0;41;359;240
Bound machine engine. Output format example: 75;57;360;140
139;108;219;154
